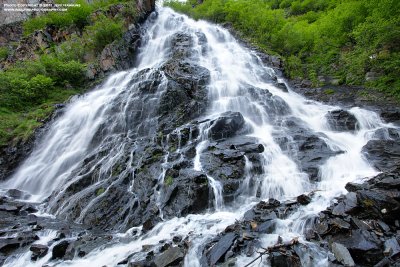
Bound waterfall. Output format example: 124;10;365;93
1;5;397;267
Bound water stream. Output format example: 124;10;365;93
1;4;396;267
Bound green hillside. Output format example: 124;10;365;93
166;0;400;98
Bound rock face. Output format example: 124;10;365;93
209;112;245;140
98;26;142;73
311;167;400;266
274;118;342;182
326;109;359;132
43;31;212;232
362;139;400;171
0;22;23;48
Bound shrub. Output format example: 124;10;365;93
4;74;54;107
55;35;87;62
85;15;123;53
0;47;9;61
39;56;86;86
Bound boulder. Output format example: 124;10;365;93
333;230;383;265
326;109;359;132
52;240;71;259
154;246;184;267
270;251;301;267
160;170;210;218
206;233;237;266
208;112;245;140
297;194;311;205
331;242;355;266
30;244;49;261
362;140;400;171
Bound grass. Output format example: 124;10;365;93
0;88;80;147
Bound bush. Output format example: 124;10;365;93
85;15;123;52
166;0;400;100
55;35;87;62
39;56;86;86
23;0;131;35
0;72;54;108
0;47;9;61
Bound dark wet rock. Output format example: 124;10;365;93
333;230;383;265
276;82;288;92
243;86;290;118
30;244;49;261
313;167;400;266
256;220;275;233
269;250;301;267
172;236;182;243
154;246;184;267
383;237;400;257
0;231;39;254
5;189;30;200
297;194;311;205
160;169;210;218
199;141;251;202
326;109;359;132
158;34;210;132
129;260;156;267
48;31;213;232
331;242;355;267
209;112;245;140
275;118;342;181
52;240;70;259
201;199;303;266
356;189;399;224
380;107;400;125
372;127;400;140
362;139;400;172
206;232;237;266
0;203;20;213
332;192;358;216
99;27;141;73
345;182;369;192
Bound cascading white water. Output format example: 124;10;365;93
1;4;398;267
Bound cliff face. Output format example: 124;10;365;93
1;0;41;26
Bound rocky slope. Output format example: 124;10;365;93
0;3;399;267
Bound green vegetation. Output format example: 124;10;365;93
0;47;9;61
96;187;106;196
0;0;137;147
324;88;335;95
23;0;131;35
84;15;124;53
164;175;174;186
166;0;400;99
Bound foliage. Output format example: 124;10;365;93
23;0;129;35
0;47;9;61
84;14;124;53
164;176;174;186
166;0;400;99
23;0;92;35
1;0;140;147
0;56;84;110
55;35;87;62
0;55;85;146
